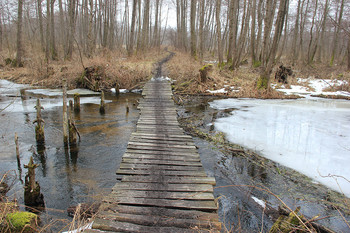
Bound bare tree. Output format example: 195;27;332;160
257;0;289;89
190;0;197;57
16;0;24;66
330;0;345;66
215;0;223;64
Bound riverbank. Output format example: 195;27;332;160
175;95;350;232
1;49;349;100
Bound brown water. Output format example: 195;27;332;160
0;80;141;231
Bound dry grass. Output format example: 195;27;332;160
167;51;298;99
0;48;167;91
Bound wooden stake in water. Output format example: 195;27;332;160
126;99;129;113
115;83;120;96
24;157;39;192
15;133;21;167
68;106;78;146
74;93;80;112
63;79;69;146
100;91;105;114
33;99;45;144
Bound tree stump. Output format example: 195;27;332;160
199;64;213;83
24;157;44;208
274;65;293;84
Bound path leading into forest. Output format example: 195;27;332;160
85;53;221;232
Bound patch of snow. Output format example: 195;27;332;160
131;89;142;93
111;88;128;93
62;222;93;233
207;88;227;94
210;98;350;197
252;196;266;208
275;78;350;98
151;76;172;82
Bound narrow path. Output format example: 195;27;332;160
86;54;221;232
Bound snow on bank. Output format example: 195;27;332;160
210;98;350;197
275;78;350;97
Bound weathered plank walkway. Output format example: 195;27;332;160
87;78;221;232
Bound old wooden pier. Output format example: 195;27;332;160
87;78;221;232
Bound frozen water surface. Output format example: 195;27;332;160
210;98;350;197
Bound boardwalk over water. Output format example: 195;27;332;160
87;78;221;232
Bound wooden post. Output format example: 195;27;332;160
115;83;120;96
69;100;73;111
100;91;105;114
68;106;78;146
74;93;80;112
33;99;45;144
126;99;129;113
63;79;69;146
15;133;21;167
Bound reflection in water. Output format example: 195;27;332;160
0;81;141;231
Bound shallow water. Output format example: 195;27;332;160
0;80;140;231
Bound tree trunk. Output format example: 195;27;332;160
190;0;197;57
153;0;160;48
16;0;24;67
348;35;350;71
330;0;344;66
227;0;235;64
199;0;205;60
257;0;288;89
291;0;301;64
317;0;329;63
66;0;77;60
128;0;137;56
250;0;257;66
141;0;150;51
215;0;223;65
37;0;45;51
50;0;58;60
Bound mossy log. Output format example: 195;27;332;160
6;211;39;233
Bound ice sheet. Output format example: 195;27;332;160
210;98;350;197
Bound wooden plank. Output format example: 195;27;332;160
121;158;202;166
112;197;218;211
96;211;221;230
116;169;208;177
123;154;201;162
102;205;219;222
92;218;197;233
109;190;215;200
125;149;200;157
127;145;196;153
129;138;195;146
113;182;213;192
119;164;204;171
128;141;196;150
121;176;216;185
131;132;192;139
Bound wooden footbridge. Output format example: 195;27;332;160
86;78;221;232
